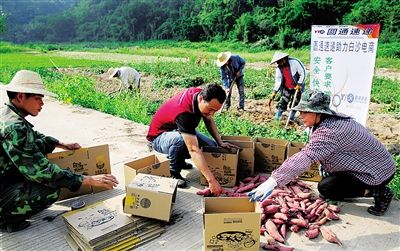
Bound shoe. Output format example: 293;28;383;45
170;172;188;188
182;162;193;170
237;107;244;112
368;186;394;216
274;110;283;120
0;220;31;233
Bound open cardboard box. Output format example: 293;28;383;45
254;137;288;173
287;141;321;182
47;144;111;200
222;140;255;180
124;153;170;186
124;173;178;222
203;197;261;251
221;135;253;142
201;146;239;188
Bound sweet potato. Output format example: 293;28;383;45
327;204;341;213
196;188;212;196
261;198;275;207
290;218;308;228
296;192;311;199
264;232;276;245
305;228;320;239
289;225;300;232
236;182;257;193
324;208;340;220
271;218;285;225
262;243;295;251
265;220;285;243
273;212;289;221
320;226;343;246
265;205;280;214
279;224;287;239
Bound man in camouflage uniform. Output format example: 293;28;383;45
0;70;118;233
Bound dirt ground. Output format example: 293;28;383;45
57;66;399;146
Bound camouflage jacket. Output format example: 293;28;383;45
0;102;83;191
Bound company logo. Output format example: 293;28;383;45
314;30;325;34
332;93;368;107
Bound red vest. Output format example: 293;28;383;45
146;87;202;141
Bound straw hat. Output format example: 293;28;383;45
270;51;289;65
216;52;232;67
108;68;119;80
292;90;336;115
3;70;56;97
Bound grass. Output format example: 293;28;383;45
0;41;399;198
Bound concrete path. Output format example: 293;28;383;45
0;93;399;251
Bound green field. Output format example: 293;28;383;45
1;41;399;198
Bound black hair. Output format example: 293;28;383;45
7;91;37;100
200;83;226;104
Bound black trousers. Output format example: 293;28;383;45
318;172;394;200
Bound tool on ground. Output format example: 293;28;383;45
42;200;85;222
284;89;300;129
218;77;237;114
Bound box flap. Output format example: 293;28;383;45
128;173;177;195
204;197;255;213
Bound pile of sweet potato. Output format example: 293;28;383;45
196;175;343;250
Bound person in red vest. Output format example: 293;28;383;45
270;51;306;123
146;83;237;194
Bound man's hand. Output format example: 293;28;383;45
219;142;239;150
295;84;302;91
57;142;81;150
235;72;240;78
208;178;223;196
247;177;277;201
82;174;119;190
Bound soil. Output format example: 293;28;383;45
57;60;400;146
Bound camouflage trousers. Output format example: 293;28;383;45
0;181;59;225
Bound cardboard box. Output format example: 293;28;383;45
124;154;170;186
254;137;288;173
287;141;322;182
203;197;261;251
201;146;239;188
221;135;253;142
124;173;178;222
47;144;111;200
222;140;255;180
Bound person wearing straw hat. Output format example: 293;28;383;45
216;52;246;111
0;70;118;233
270;51;306;123
108;66;141;94
249;90;395;216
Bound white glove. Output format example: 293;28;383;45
247;177;277;202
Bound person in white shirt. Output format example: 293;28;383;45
109;67;141;93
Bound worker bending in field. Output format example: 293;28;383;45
270;51;306;123
146;83;237;192
216;52;246;111
109;66;141;93
0;70;118;233
249;90;395;216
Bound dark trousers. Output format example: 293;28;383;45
0;181;59;225
318;172;394;200
276;87;301;113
